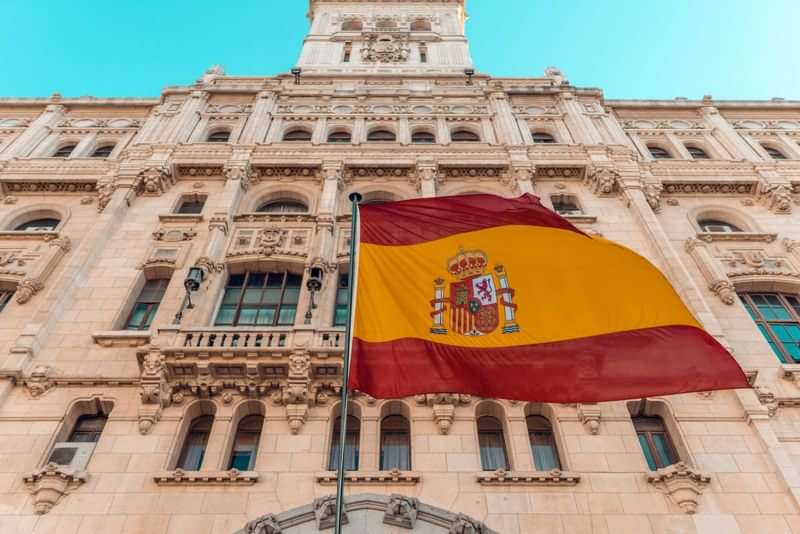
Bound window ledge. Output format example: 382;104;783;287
696;231;777;243
476;469;580;486
316;469;420;485
563;215;597;224
0;230;59;241
782;363;800;387
158;213;204;223
92;330;152;348
153;469;258;486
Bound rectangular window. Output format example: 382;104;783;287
176;194;207;214
551;194;583;216
215;271;301;327
0;290;13;312
333;273;349;326
126;278;169;330
740;293;800;363
633;416;678;470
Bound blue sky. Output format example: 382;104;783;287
1;0;798;100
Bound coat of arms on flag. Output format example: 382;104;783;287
430;248;520;336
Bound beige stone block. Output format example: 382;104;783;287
693;515;741;534
245;493;282;520
445;453;478;472
211;515;248;534
60;493;114;515
126;453;167;473
587;473;640;493
428;434;463;453
753;493;799;514
275;473;314;509
109;493;159;514
76;515;126;534
605;452;648;472
201;492;248;515
786;516;800;534
587;494;624;514
289;451;324;471
485;493;530;514
577;434;627;453
560;515;592;534
33;515;83;534
121;515;170;534
716;473;770;493
733;453;773;473
87;453;132;473
517;514;564;534
414;452;447;472
604;514;654;534
451;492;486;519
484;514;519;534
709;493;760;515
167;515;213;534
736;515;793;534
528;493;578;514
569;453;609;472
416;473;459;510
648;514;696;534
155;493;205;515
621;492;670;514
274;434;312;453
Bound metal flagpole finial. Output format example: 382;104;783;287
349;192;363;203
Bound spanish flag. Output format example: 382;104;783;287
348;193;749;402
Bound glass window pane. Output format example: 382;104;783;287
256;308;276;325
277;307;296;325
532;443;559;471
652;433;676;467
229;451;252;471
381;432;410;470
282;287;300;304
334;306;348;326
267;273;284;287
222;287;242;305
215;305;236;326
248;273;266;287
126;303;148;330
638;434;657;470
227;274;245;287
263;288;282;305
756;324;784;362
242;288;263;305
478;431;508;470
237;308;258;325
286;274;302;287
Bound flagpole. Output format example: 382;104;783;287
334;192;362;534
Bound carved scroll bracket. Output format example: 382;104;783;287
684;238;736;305
758;181;793;214
584;166;620;196
23;463;87;514
137;346;171;434
415;393;471;434
647;462;710;514
577;403;601;434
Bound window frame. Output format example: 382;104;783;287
91;144;115;158
0;289;13;312
550;194;583;216
648;146;673;159
52;144;77;158
214;271;302;327
207;130;231;143
526;415;561;471
411;131;436;144
531;132;556;144
227;414;263;471
177;415;213;471
327;131;352;144
256;199;309;214
476;415;509;471
283;129;313;142
328;414;360;471
632;416;679;470
125;278;170;331
333;273;349;326
450;129;481;142
367;129;397;142
13;218;60;232
379;414;411;471
68;414;108;443
686;145;710;160
763;145;787;160
175;194;207;215
739;292;800;363
697;218;743;233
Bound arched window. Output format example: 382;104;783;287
451;130;480;142
367;129;396;142
207;130;231;143
256;199;308;213
477;416;509;471
526;415;561;470
68;414;108;443
648;146;672;159
52;144;77;158
410;18;432;31
739;292;800;363
341;19;362;31
632;416;678;470
328;414;360;471
531;132;556;144
380;415;410;470
764;145;787;160
686;146;709;160
327;131;352;144
697;218;742;233
91;144;115;158
0;290;13;313
283;129;312;142
411;131;436;144
14;218;60;231
215;272;301;326
126;278;169;330
228;415;263;470
177;415;213;470
550;194;582;216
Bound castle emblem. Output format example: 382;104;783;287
430;248;520;336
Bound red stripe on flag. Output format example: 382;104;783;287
359;193;584;246
349;326;750;403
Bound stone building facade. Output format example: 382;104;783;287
1;0;800;532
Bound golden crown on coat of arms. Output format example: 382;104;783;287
447;249;488;280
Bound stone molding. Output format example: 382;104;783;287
577;403;601;434
476;469;581;486
23;463;88;514
584;166;619;196
153;468;258;486
415;393;471;434
646;462;710;514
92;330;152;348
315;469;421;485
758;181;793;214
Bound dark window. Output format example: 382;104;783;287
126;278;169;330
531;132;556;144
14;218;60;231
342;19;362;31
333;273;349;326
207;130;231;143
215;272;301;327
698;218;742;233
343;42;352;63
328;415;360;471
451;130;480;142
740;292;800;363
764;146;787;160
648;146;672;159
551;194;582;216
633;416;678;470
91;145;115;158
68;414;108;443
687;146;709;159
177;415;213;471
256;199;308;213
527;415;561;471
0;290;13;312
53;144;77;158
477;416;509;470
380;415;410;470
419;45;428;63
410;19;431;31
367;130;396;142
328;131;352;144
176;195;206;214
283;129;312;142
411;131;435;144
228;415;263;471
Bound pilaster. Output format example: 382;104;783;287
1;104;66;160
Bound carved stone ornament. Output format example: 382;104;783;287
136;165;174;196
647;462;710;514
450;513;489;534
23;463;88;514
96;179;115;213
585;167;619;196
195;256;225;275
684;238;736;305
759;182;793;214
258;226;286;255
314;495;346;530
15;278;44;304
415;393;471;434
245;514;282;534
412;165;440;194
48;236;71;253
643;182;663;212
361;33;410;63
24;365;55;398
137;347;171;434
577;403;601;434
224;163;256;191
503;165;534;194
384;494;419;529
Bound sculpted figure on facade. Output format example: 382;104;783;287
361;34;410;63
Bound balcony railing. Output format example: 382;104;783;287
315;328;346;348
180;327;293;349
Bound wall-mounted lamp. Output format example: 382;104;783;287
174;266;205;323
291;68;302;84
464;68;475;85
304;266;324;324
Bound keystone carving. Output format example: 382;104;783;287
15;278;44;304
577;403;601;434
759;182;793;214
244;514;282;534
450;513;489;534
23;463;87;514
361;33;410;63
258;226;286;256
504;165;535;195
584;167;619;196
412;164;440;194
224;163;256;191
96;179;115;212
24;365;55;398
195;256;225;275
208;215;229;236
138;347;171;434
415;393;471;434
136;165;174;196
647;462;710;514
643;182;663;212
384;494;419;529
684;238;736;305
313;495;346;530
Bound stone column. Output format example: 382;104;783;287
72;132;98;158
699;106;760;161
312;117;327;145
414;160;438;198
239;90;278;144
557;91;601;145
165;90;208;144
436;118;450;145
352;118;365;145
487;91;523;145
398;117;411;145
1;104;66;160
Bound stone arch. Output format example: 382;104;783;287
40;395;115;467
244;185;315;214
475;400;514;470
325;401;363;470
689;204;759;234
524;402;568;470
626;397;693;467
166;399;217;470
219;399;266;470
2;203;70;232
282;124;314;142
